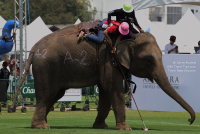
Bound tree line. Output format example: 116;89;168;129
0;0;97;24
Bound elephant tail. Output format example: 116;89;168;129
10;45;37;109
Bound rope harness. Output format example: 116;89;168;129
36;30;80;48
46;30;80;41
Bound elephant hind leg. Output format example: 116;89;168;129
31;100;51;129
45;89;66;123
32;88;66;129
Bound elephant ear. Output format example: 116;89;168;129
116;40;133;69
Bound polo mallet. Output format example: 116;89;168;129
130;90;148;131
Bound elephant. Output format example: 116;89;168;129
11;24;195;130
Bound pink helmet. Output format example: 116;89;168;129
119;22;129;35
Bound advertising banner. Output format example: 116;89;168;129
58;89;82;102
21;83;35;98
131;54;200;112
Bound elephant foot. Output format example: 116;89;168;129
93;121;108;129
114;122;132;130
31;120;50;129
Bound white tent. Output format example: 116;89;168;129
0;16;52;52
133;1;200;53
135;10;169;53
12;16;52;52
135;10;153;31
74;18;81;25
27;16;52;51
0;16;6;28
135;10;163;44
135;9;200;54
0;16;6;35
167;9;200;53
136;10;160;33
132;0;200;10
151;9;200;53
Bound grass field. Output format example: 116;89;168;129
0;108;199;134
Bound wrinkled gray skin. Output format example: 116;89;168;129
12;24;195;130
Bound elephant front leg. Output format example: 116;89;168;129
111;90;132;130
93;85;111;129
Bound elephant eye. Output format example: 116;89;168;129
143;56;153;65
145;58;151;65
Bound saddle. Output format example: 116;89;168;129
77;20;102;37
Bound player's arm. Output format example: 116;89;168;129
103;29;112;45
131;10;143;33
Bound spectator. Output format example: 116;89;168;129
1;53;10;65
0;61;10;89
165;35;178;54
196;41;200;54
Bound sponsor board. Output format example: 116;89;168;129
58;89;82;101
131;54;200;112
21;84;35;98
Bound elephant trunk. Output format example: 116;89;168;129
153;65;195;124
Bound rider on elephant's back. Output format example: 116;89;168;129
108;2;144;39
103;21;130;52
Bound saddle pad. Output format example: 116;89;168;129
78;20;101;34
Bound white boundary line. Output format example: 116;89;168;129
127;120;200;127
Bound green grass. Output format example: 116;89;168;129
0;109;199;134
